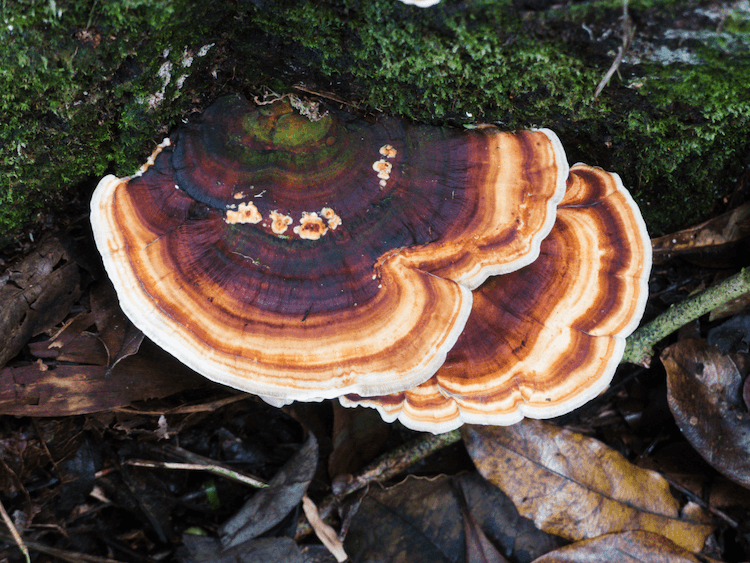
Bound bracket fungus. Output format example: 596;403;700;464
91;94;650;433
343;165;651;432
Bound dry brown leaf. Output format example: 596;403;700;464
663;338;750;490
344;472;562;563
709;291;750;321
47;311;96;348
302;495;348;562
0;236;82;368
29;332;109;365
652;201;750;266
462;421;713;553
220;434;318;549
329;402;391;478
0;341;206;416
530;531;702;562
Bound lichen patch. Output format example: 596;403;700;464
379;144;397;158
373;159;392;180
269;210;293;234
293;212;328;240
225;201;262;224
321;207;342;230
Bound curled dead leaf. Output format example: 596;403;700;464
652;201;750;267
462;421;713;553
302;495;348;562
220;434;318;549
0;236;82;369
663;338;750;490
344;473;561;563
530;531;702;562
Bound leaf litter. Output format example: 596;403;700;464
1;172;750;561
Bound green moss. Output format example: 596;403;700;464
606;49;750;232
2;0;749;243
230;0;750;233
0;0;221;244
236;0;601;124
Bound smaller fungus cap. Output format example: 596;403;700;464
397;0;442;6
342;164;652;433
91;94;567;403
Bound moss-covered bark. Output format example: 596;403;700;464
2;0;749;245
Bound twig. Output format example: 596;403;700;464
0;500;29;563
295;429;461;539
124;458;267;489
292;84;357;107
0;532;127;563
660;475;739;529
623;268;750;366
593;0;634;100
338;429;461;497
113;393;250;416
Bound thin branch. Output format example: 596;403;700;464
123;443;268;490
623;268;750;366
0;499;29;563
295;429;461;539
124;459;268;489
661;475;739;528
0;532;127;563
338;430;461;497
594;0;634;100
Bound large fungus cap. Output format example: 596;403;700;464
91;94;567;402
342;164;652;433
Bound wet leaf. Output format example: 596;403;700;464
652;201;750;266
106;320;145;375
219;433;318;548
464;516;508;563
344;472;561;563
47;311;96;349
0;235;82;368
462;421;713;553
635;441;750;510
28;331;109;365
90;279;130;359
663;338;750;490
455;479;509;563
530;531;702;562
179;534;304;563
329;402;391;478
120;462;176;543
0;340;206;416
55;436;100;512
707;314;750;354
300;544;342;563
